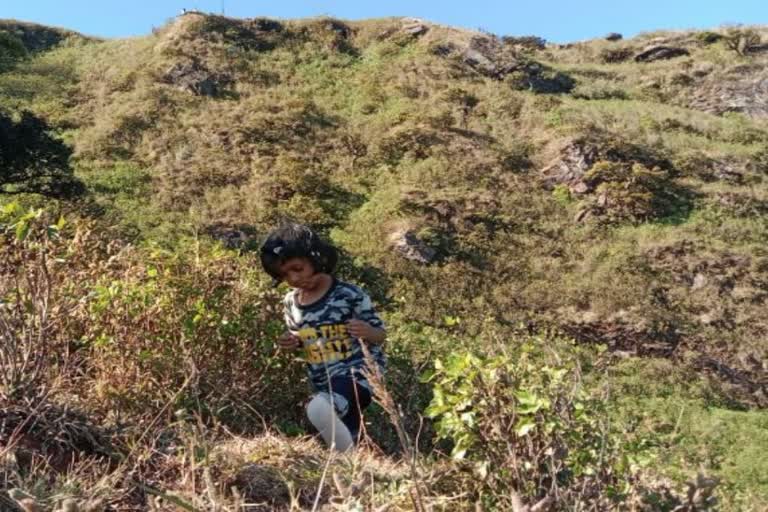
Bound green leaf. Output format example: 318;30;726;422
517;402;543;415
515;418;536;437
1;201;21;220
452;448;467;460
419;368;435;383
15;220;30;241
514;390;539;406
425;403;451;418
443;315;461;326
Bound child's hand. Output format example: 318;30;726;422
346;319;384;343
277;331;301;351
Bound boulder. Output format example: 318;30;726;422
389;229;436;264
401;18;428;36
206;224;257;249
710;160;744;183
692;273;708;290
403;24;428;36
462;47;501;76
605;32;623;41
634;45;690;62
443;35;521;79
163;61;229;96
540;141;599;193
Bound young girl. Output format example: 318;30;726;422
260;223;386;451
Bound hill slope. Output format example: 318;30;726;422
1;14;767;510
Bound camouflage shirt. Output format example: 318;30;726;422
283;278;386;392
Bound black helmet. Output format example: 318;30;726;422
259;223;338;283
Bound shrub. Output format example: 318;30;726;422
724;28;762;56
0;203;304;430
0;109;83;197
0;204;68;401
505;64;575;94
582;161;678;223
696;31;724;45
501;35;547;51
600;47;633;64
424;339;649;509
552;183;573;204
0;31;28;72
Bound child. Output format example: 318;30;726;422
260;223;387;451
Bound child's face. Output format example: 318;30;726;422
278;257;322;290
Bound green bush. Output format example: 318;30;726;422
0;203;304;430
582;161;680;223
0;31;28;72
0;109;83;197
424;339;649;509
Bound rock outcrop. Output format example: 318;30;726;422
690;71;768;119
634;45;690;62
163;61;230;96
540;141;599;193
389;229;436;264
401;18;428;36
431;35;573;92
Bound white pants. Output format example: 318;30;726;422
306;393;354;451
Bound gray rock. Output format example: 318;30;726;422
605;32;623;41
571;182;589;194
403;23;428;36
540;141;599;193
462;48;499;76
389;229;436;264
574;208;590;223
634;45;690;62
206;224;256;249
402;18;428;36
690;72;768;119
164;61;229;96
458;35;521;79
710;161;744;183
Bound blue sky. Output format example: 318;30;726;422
4;0;767;43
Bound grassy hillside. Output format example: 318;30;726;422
1;14;767;510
